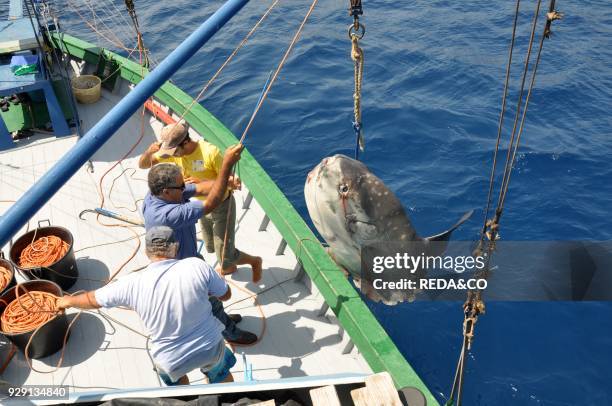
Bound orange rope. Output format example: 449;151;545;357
0;285;75;373
93;42;148;282
0;266;11;292
19;236;69;269
229;280;266;348
1;290;59;334
0;285;81;374
94;107;146;282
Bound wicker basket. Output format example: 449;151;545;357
71;75;101;104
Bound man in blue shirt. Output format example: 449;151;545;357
142;143;257;345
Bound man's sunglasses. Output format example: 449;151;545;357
166;183;185;191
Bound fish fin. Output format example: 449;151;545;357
425;210;474;242
423;210;474;256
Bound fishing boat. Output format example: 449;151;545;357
0;0;438;404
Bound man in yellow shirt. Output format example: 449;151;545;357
139;122;262;283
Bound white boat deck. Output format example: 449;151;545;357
0;82;371;396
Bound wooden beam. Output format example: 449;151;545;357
249;401;275;406
365;372;403;406
310;385;342;406
351;387;375;406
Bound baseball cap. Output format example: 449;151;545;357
158;122;189;157
145;226;177;248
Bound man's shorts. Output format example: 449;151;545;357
201;346;236;383
199;195;241;269
158;347;236;386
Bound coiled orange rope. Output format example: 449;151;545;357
19;236;69;268
1;289;59;334
0;266;11;292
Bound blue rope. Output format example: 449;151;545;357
353;120;362;160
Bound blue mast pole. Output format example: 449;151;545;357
0;0;250;247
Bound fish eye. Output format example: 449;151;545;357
339;184;349;194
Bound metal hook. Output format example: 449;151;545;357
79;208;144;226
78;209;97;221
348;22;365;40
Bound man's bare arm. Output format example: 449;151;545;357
56;291;101;310
203;144;243;214
139;142;161;169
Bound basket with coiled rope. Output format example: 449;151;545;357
0;280;69;359
0;252;16;296
9;222;79;290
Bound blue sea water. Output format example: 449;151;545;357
58;0;612;404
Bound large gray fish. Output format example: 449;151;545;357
304;154;473;303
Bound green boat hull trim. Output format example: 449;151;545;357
50;32;439;405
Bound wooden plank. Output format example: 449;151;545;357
365;372;403;406
309;385;341;406
351;387;375;406
249;401;275;406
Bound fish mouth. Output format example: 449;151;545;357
306;165;319;183
306;167;317;184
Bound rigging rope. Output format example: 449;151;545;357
171;0;281;128
497;4;563;214
480;0;521;247
447;1;562;405
215;0;321;352
494;0;544;219
239;0;319;144
481;0;562;245
219;0;319;273
69;0;132;52
65;0;151;65
124;0;150;68
349;0;365;159
194;0;281;105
